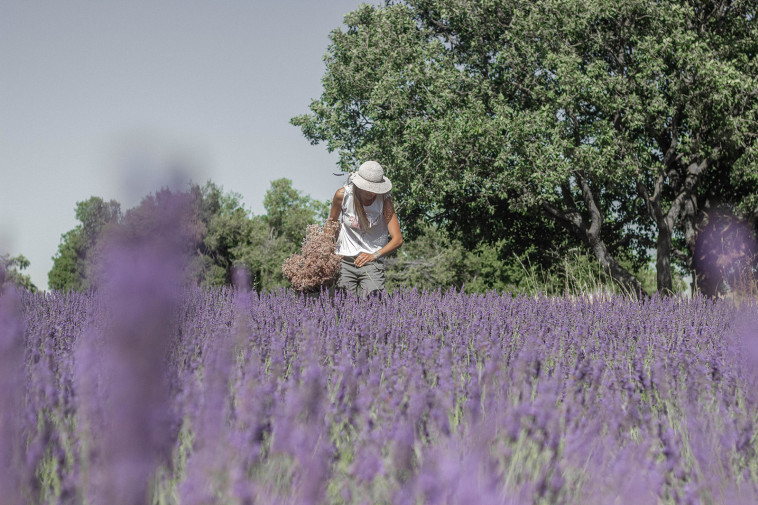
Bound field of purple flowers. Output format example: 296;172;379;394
2;274;758;504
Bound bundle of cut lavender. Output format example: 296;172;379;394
282;220;342;292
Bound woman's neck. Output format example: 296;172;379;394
357;189;377;206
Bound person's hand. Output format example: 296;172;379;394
355;252;379;267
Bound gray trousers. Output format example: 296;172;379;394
337;256;386;297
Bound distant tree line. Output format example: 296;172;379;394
48;179;327;293
44;178;691;295
2;175;750;296
40;179;521;294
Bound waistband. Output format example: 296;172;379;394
341;254;384;265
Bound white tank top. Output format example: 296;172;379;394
335;182;389;257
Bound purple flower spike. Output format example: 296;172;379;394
75;193;188;505
0;288;25;505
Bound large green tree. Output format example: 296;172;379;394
293;0;758;295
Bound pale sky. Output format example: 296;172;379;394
0;0;373;290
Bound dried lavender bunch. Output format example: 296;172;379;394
282;220;342;292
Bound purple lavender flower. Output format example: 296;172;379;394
74;194;188;505
9;278;758;503
0;288;25;505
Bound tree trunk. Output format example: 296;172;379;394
638;156;711;295
590;236;648;297
636;180;676;294
656;221;674;294
542;200;647;298
682;195;699;293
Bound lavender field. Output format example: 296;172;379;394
2;276;758;504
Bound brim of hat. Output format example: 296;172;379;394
352;175;392;194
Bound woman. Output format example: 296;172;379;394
328;161;403;297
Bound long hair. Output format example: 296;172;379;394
352;185;390;231
352;185;371;231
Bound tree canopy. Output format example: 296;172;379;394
293;0;758;295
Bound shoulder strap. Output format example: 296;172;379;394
341;183;353;213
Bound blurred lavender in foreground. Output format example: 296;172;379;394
695;210;758;297
75;193;187;505
729;302;758;392
0;287;25;505
11;281;758;503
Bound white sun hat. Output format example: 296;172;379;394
351;161;393;194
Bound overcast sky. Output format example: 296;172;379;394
0;0;374;290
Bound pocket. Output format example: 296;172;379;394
373;256;385;271
372;257;386;275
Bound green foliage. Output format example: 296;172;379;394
48;197;121;291
293;0;758;295
264;178;328;244
385;223;691;296
46;179;686;296
47;230;83;291
384;226;539;293
385;225;606;295
76;197;121;247
463;244;541;294
513;250;690;298
46;179;324;293
204;209;275;289
385;223;469;290
203;178;325;291
0;253;37;292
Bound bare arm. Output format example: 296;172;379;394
380;197;403;257
326;187;345;240
354;196;403;267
